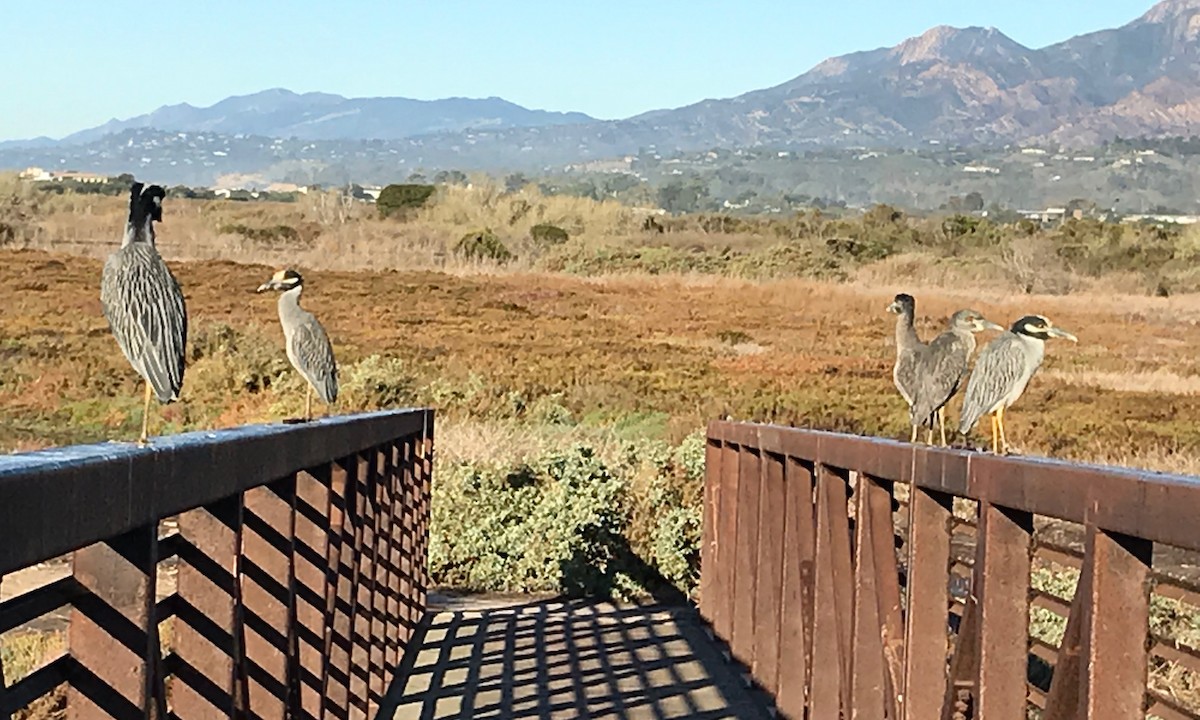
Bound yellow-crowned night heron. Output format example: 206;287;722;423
100;181;187;444
958;314;1077;454
887;293;925;442
910;309;1003;446
257;269;338;421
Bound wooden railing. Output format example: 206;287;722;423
701;420;1200;720
0;408;433;720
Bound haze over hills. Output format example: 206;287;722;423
6;0;1200;198
55;89;596;145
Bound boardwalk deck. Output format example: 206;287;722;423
379;593;773;720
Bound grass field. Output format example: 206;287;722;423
6;181;1200;715
2;246;1199;463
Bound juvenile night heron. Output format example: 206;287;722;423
257;269;338;421
887;293;925;442
910;309;1003;445
100;181;187;444
958;314;1078;454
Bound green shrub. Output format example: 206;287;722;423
429;432;708;599
431;445;634;597
716;329;752;346
455;229;514;264
377;183;436;219
340;355;417;410
218;223;313;247
530;223;569;246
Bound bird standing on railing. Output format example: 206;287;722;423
910;309;1003;446
887;293;926;442
257;269;338;421
100;181;187;444
958;314;1077;454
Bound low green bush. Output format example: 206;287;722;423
429;432;707;599
455;229;514;264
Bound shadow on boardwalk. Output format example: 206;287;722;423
376;593;773;720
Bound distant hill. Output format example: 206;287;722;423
55;89;595;145
596;0;1200;149
7;0;1200;192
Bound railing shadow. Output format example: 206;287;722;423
376;535;771;720
375;594;773;720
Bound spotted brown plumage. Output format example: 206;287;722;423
887;293;925;442
909;309;1002;445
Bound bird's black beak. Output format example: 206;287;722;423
1048;327;1078;342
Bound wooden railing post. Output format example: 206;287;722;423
901;488;953;720
972;502;1032;719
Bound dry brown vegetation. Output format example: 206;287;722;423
7;179;1200;716
3;246;1200;464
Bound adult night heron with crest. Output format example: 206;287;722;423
958;314;1077;454
100;181;187;444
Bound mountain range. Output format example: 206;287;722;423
5;0;1200;186
53;90;595;145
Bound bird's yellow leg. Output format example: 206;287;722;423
910;424;917;443
939;409;948;447
990;413;999;454
305;384;313;422
998;406;1008;455
139;381;152;445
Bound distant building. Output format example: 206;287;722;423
50;170;109;184
18;167;51;181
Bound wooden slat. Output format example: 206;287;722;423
731;447;763;667
294;466;333;718
776;457;815;719
171;496;243;719
324;457;354;717
714;441;741;642
850;475;890;719
866;476;904;714
67;523;165;719
751;451;787;694
902;488;953;720
700;436;723;625
241;476;297;719
810;464;853;716
349;453;376;718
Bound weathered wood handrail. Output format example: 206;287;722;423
0;408;433;719
701;420;1200;720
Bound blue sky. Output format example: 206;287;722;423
3;0;1155;141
